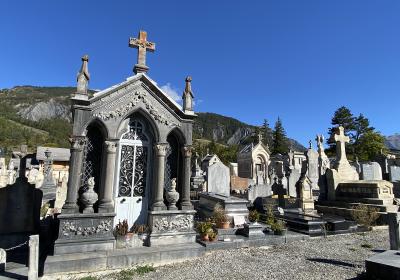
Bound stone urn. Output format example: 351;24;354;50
166;178;179;210
81;177;98;213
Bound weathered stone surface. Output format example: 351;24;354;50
361;162;383;180
389;165;400;182
366;250;400;280
0;249;5;272
207;161;230;196
388;212;400;250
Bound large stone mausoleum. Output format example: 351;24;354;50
55;30;197;254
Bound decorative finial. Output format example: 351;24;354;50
74;54;90;100
182;76;194;114
129;30;156;74
258;131;263;143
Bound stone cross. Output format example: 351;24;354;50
334;126;350;164
258;131;263;143
129;30;156;74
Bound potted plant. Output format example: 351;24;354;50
212;204;230;229
271;219;287;235
208;230;218;242
131;224;150;246
248;210;260;224
115;219;129;247
196;220;213;241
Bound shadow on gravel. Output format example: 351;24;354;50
371;249;385;253
307;258;355;268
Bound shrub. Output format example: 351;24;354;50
271;219;286;233
196;220;213;235
212;203;229;225
115;219;129;236
351;204;380;230
248;210;260;223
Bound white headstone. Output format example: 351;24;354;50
389;166;400;182
361;162;383;180
207;161;230;196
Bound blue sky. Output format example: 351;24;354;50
0;0;399;146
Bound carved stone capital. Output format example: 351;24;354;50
181;146;193;158
105;140;117;154
69;136;86;151
154;143;168;157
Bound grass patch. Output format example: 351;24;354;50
109;265;155;280
135;264;155;275
361;243;373;249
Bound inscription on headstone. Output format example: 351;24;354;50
361;162;382;180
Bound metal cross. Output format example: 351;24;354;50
129;30;155;73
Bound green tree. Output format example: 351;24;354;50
261;119;274;149
272;117;289;155
356;131;387;161
328;106;355;145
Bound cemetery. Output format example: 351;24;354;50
1;21;400;280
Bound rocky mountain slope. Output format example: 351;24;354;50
5;85;397;154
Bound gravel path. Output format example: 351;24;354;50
126;230;388;280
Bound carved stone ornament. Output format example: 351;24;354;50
61;220;112;237
153;215;193;232
181;146;193;158
80;177;98;213
93;90;179;127
154;143;168;157
105;141;117;153
165;178;179;210
69;136;86;150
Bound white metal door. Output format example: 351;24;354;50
114;120;150;228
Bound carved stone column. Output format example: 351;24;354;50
98;140;117;213
62;136;86;214
152;143;168;211
181;145;193;210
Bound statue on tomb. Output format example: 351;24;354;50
7;161;16;185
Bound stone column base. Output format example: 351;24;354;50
148;210;196;247
54;212;116;255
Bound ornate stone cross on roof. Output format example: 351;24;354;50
129;30;156;74
334;126;350;164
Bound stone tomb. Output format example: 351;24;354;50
361;162;382;180
389;165;400;182
55;30;197;254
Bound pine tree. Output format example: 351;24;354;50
328;106;355;144
272;117;289;155
261;119;274;149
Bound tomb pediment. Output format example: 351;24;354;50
76;73;194;128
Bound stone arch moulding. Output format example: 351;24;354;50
166;127;187;146
80;117;110;139
115;107;160;142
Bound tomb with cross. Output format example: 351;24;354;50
129;30;156;74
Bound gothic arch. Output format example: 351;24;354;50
80;117;109;138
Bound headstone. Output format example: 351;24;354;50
389;166;400;182
207;161;230;196
41;150;57;201
361;162;383;180
0;248;5;272
306;145;319;190
387;212;400;250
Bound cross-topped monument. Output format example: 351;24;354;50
334;126;350;165
129;30;156;74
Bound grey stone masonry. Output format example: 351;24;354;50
388;212;400;250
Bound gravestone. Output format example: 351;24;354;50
0;248;5;272
361;162;383;180
41;150;57;202
388;212;400;250
207;161;230;196
389;166;400;182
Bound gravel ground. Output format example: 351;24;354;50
68;229;389;280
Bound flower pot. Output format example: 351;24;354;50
201;234;209;241
219;221;230;229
